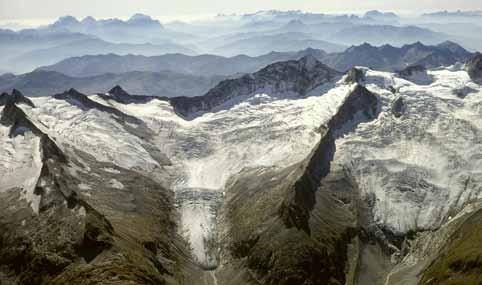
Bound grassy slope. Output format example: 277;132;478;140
420;209;482;285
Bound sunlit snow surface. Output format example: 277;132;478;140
1;67;481;266
0;108;43;214
338;68;482;233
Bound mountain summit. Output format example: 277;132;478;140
169;56;341;117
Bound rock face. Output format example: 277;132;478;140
397;65;433;85
0;89;35;108
99;85;158;104
54;88;141;123
344;67;365;84
0;97;42;137
391;96;405;118
169;55;341;117
466;53;482;81
217;84;379;285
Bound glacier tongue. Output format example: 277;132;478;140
175;188;222;269
101;82;352;265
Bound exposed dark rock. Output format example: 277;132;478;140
218;84;379;285
392;96;406;118
453;86;478;98
0;92;10;105
344;67;365;84
54;88;141;124
170;56;341;118
11;89;35;108
0;99;42;137
0;89;35;108
466;53;482;81
40;134;68;163
280;84;379;232
397;65;433;85
75;203;115;263
397;65;426;77
328;84;379;134
98;85;158;104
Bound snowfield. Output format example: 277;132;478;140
1;65;481;267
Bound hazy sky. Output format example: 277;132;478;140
1;0;482;21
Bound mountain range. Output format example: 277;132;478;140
4;10;482;75
0;41;471;97
0;26;196;74
1;55;480;285
0;70;226;97
39;41;472;76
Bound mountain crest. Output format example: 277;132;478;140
55;88;141;123
0;89;35;108
108;85;130;97
169;57;341;118
0;97;42;137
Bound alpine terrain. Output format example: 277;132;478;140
0;53;481;285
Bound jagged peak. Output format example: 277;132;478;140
259;55;338;77
108;85;130;97
344;67;365;84
55;88;101;105
54;88;141;124
437;40;465;49
298;55;321;71
403;41;427;49
67;88;83;96
11;89;35;108
0;89;35;108
346;42;376;52
0;98;41;137
170;57;341;118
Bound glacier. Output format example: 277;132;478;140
1;64;481;275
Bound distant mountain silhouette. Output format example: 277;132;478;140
0;70;226;98
38;42;472;77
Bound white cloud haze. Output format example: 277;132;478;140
1;0;482;21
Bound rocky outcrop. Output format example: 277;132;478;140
0;89;35;107
218;84;379;285
54;88;141;123
466;53;482;81
170;56;341;118
99;85;158;104
397;65;426;77
0;98;42;137
391;96;406;118
397;65;433;85
280;84;379;233
344;67;365;84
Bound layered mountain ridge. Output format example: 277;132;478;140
0;56;481;285
2;41;473;99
